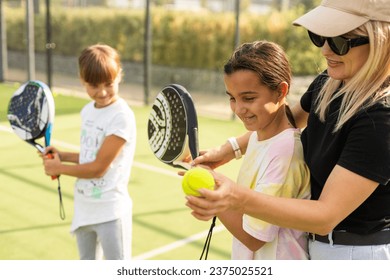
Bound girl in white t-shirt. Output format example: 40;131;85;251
41;44;136;260
189;41;311;259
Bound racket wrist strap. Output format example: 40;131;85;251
228;137;242;160
199;216;216;260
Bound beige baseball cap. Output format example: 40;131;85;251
293;0;390;37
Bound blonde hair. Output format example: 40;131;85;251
316;21;390;132
78;44;122;85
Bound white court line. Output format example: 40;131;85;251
49;138;224;259
0;124;179;178
1;124;224;259
132;225;225;260
51;139;180;178
0;125;12;132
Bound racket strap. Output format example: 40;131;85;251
199;216;216;260
56;177;66;220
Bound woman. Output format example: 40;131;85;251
186;0;390;259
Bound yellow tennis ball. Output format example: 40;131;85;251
182;167;215;196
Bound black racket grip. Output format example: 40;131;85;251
189;126;199;159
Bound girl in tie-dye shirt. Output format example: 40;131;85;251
232;129;310;259
207;41;310;259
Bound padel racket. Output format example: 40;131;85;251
147;84;215;260
7;80;65;220
148;84;199;169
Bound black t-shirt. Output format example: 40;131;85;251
300;72;390;234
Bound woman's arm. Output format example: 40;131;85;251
43;135;126;179
186;165;379;235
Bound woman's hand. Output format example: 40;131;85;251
185;171;239;221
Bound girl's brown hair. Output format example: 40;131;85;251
224;40;296;127
78;44;122;85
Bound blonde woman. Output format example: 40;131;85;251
186;0;390;260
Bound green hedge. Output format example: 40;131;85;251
5;6;325;75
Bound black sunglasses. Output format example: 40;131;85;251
308;31;369;56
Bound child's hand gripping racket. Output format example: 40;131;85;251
147;84;216;260
7;80;65;220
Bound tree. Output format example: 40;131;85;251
273;0;320;11
291;0;320;11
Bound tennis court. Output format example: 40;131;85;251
0;83;246;260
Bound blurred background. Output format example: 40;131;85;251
0;0;326;260
0;0;323;108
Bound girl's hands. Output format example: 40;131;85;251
185;171;239;221
192;144;236;170
41;146;62;177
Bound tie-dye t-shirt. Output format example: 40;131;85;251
232;128;311;260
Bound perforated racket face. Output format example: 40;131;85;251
148;86;189;164
7;81;54;141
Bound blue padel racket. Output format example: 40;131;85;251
7;80;65;220
147;84;215;260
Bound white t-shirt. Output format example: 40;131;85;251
70;98;136;232
232;128;311;260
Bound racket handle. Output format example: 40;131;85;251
46;153;58;180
